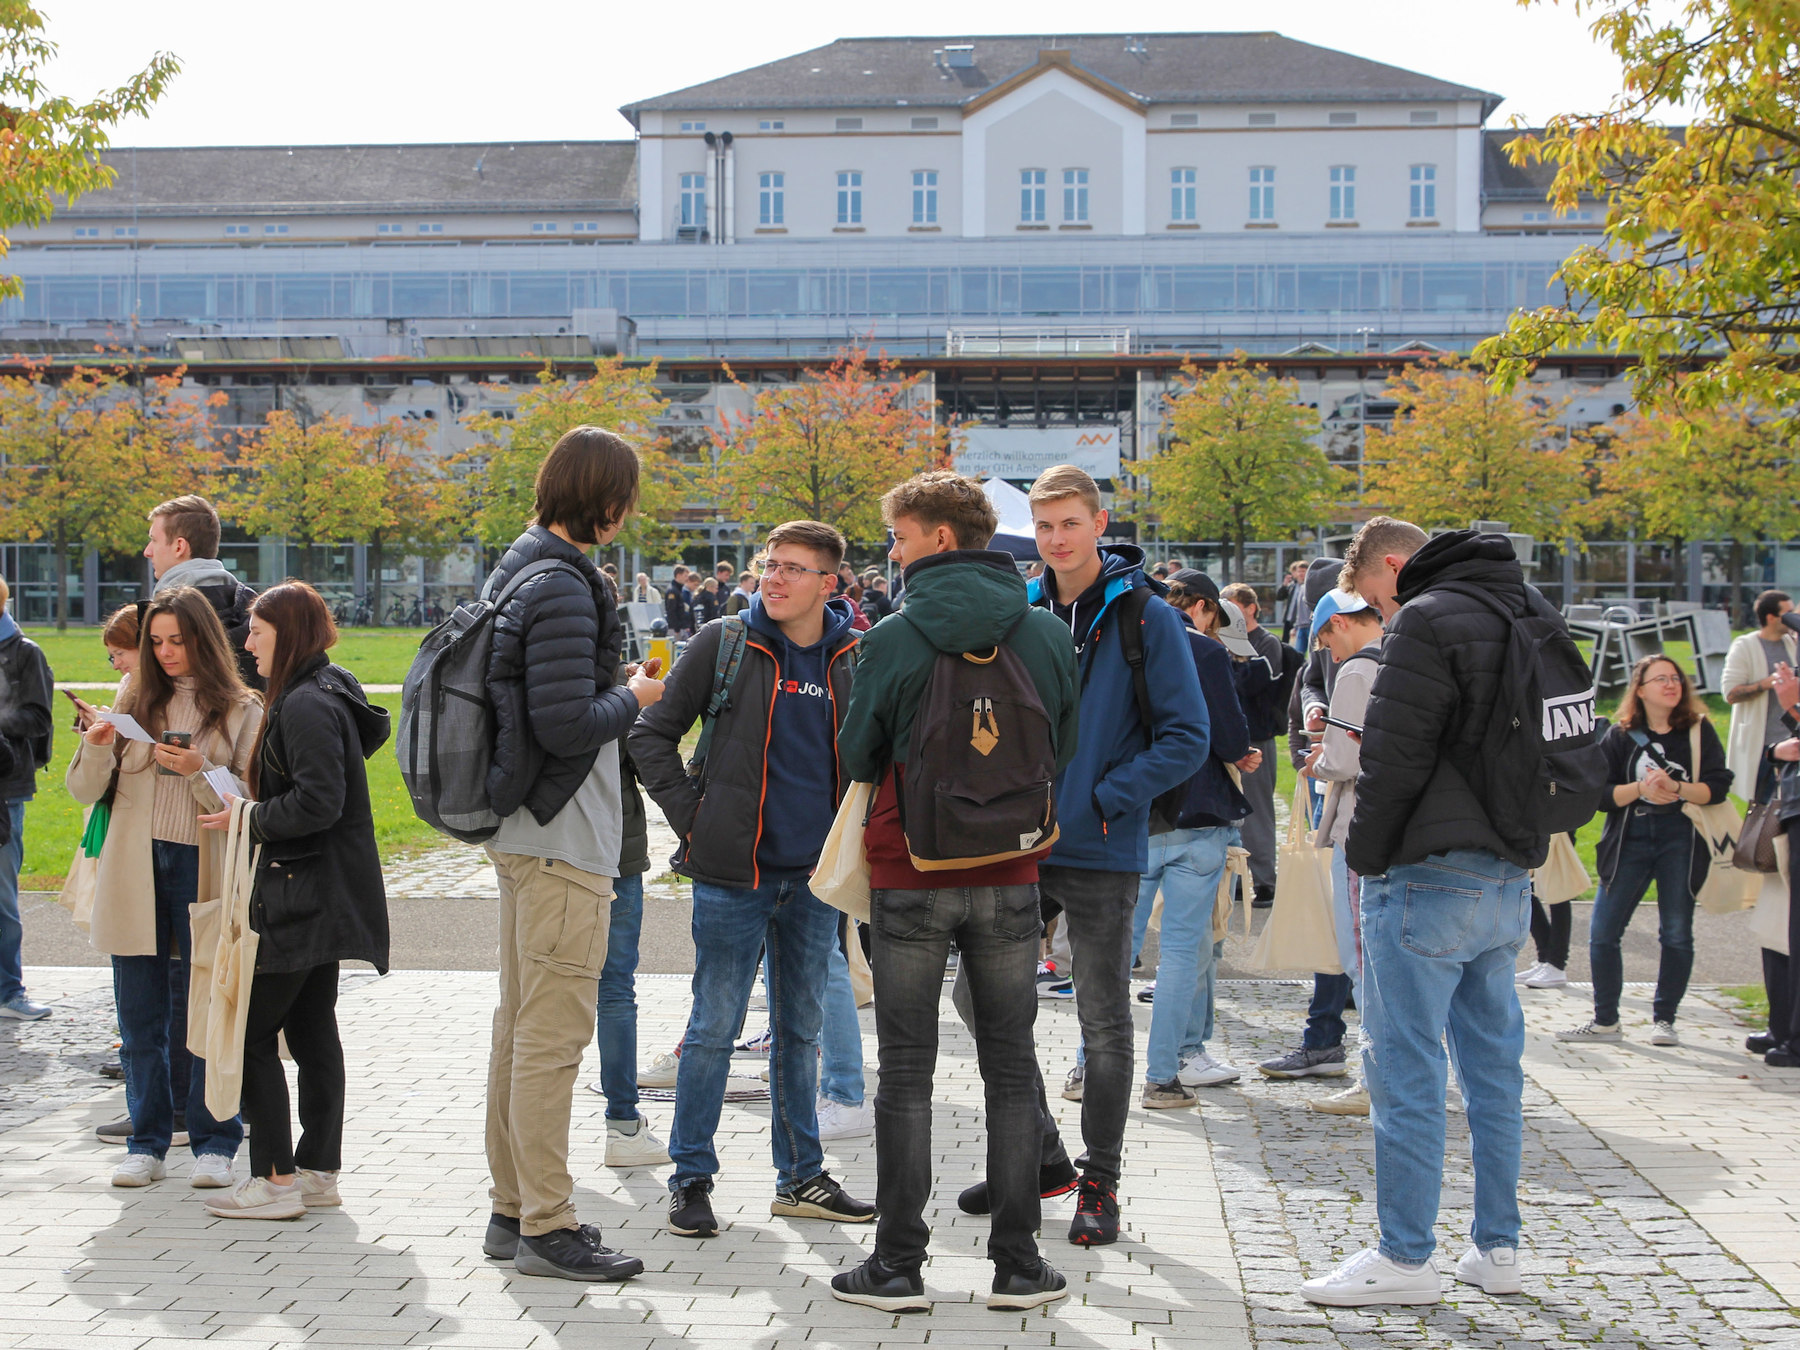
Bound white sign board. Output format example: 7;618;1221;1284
955;425;1121;482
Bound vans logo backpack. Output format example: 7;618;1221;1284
898;617;1059;870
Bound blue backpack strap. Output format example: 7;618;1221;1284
687;616;748;777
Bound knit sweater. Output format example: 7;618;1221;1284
148;679;264;845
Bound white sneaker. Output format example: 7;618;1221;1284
203;1175;306;1220
604;1115;671;1167
1454;1244;1522;1295
638;1049;681;1089
1524;964;1568;989
816;1097;874;1141
1514;961;1544;984
297;1169;341;1208
1650;1020;1680;1046
189;1154;234;1189
112;1154;166;1188
1177;1051;1242;1087
1061;1064;1085;1101
1300;1247;1441;1307
1310;1084;1371;1116
1556;1020;1623;1043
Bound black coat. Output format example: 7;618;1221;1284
194;577;265;692
1348;531;1561;877
248;657;391;974
1593;720;1733;894
484;526;637;826
0;628;52;800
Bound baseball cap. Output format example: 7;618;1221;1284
1215;598;1258;659
1167;568;1217;602
1311;587;1373;637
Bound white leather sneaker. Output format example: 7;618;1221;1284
816;1098;874;1140
638;1049;681;1089
1177;1051;1242;1087
1455;1244;1522;1295
1514;961;1544;984
204;1176;306;1220
1309;1083;1371;1116
1300;1247;1441;1306
111;1154;166;1188
189;1154;234;1189
296;1169;341;1207
1524;964;1568;989
604;1116;672;1167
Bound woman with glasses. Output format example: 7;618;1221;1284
1560;655;1731;1047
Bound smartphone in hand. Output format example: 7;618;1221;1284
158;730;192;775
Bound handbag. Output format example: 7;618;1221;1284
1736;798;1783;874
188;796;261;1121
811;781;874;925
1246;781;1341;974
1674;723;1759;914
1530;832;1590;904
56;801;111;932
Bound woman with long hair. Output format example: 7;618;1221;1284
68;587;262;1189
1560;655;1732;1047
197;582;391;1220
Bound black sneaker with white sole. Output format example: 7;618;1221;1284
513;1224;643;1282
482;1213;521;1260
988;1259;1069;1310
830;1254;928;1312
957;1157;1079;1216
668;1179;719;1237
771;1170;876;1222
1068;1173;1119;1246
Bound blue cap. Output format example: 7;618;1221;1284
1311;588;1373;637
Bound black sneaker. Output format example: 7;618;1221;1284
1768;1045;1800;1069
988;1259;1069;1310
482;1213;521;1260
830;1254;929;1312
1747;1032;1778;1055
958;1158;1079;1216
1068;1174;1119;1247
668;1179;718;1237
513;1224;643;1282
771;1170;876;1223
1252;885;1275;909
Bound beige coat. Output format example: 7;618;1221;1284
65;698;263;958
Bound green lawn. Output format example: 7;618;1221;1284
1722;983;1770;1026
24;625;431;686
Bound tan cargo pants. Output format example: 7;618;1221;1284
485;848;614;1236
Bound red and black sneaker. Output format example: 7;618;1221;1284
1068;1173;1119;1246
957;1158;1080;1216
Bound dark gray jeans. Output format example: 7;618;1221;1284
871;883;1045;1275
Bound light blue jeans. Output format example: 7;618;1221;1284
594;872;645;1122
1131;826;1236;1084
1359;848;1530;1264
818;929;865;1108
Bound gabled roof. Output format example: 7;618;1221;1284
60;142;638;218
620;32;1501;122
1482;129;1559;201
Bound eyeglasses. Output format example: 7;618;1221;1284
1641;673;1684;687
762;561;831;582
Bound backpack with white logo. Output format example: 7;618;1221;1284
897;615;1059;870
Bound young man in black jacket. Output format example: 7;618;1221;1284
1302;518;1544;1308
145;495;263;690
629;519;875;1242
663;565;694;637
0;575;51;1022
480;427;664;1284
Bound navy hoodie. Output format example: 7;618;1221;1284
747;592;858;879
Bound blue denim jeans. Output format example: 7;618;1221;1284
669;877;835;1191
1588;810;1697;1026
0;799;26;1005
1360;848;1530;1264
1131;827;1234;1083
111;840;245;1160
594;871;645;1122
819;927;865;1108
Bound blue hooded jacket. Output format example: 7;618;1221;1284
1027;544;1210;872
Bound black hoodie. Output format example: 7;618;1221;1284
1346;530;1557;877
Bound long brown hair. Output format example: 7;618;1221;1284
1616;655;1707;733
246;582;339;795
120;587;253;744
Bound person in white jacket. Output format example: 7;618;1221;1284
1722;591;1797;805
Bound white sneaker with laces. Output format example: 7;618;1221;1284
1300;1247;1441;1307
1524;964;1568;989
189;1154;234;1189
296;1169;341;1207
204;1175;306;1220
1309;1083;1371;1116
1514;961;1544;984
604;1115;672;1167
1650;1020;1680;1046
1454;1244;1522;1295
816;1097;874;1140
638;1049;681;1089
1177;1051;1242;1087
111;1154;166;1188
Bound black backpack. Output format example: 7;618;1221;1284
1441;583;1607;849
1114;587;1191;832
897;615;1059;870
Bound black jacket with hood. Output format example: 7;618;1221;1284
1347;530;1562;877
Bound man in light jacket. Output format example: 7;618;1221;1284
1722;590;1797;804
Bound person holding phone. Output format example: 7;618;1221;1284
67;586;263;1190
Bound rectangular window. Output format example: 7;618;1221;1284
1170;167;1197;222
1249;166;1275;221
530;222;557;233
1062;168;1088;223
377;223;403;234
1248;112;1276;126
224;224;250;236
836;170;862;225
835;117;862;132
114;226;138;237
262;224;288;235
1410;163;1437;219
1329;165;1356;221
1410;109;1439;124
1170;112;1198;127
73;226;99;238
759;171;785;226
679;120;705;132
679;172;706;228
911;170;938;225
572;221;600;232
419;223;443;234
1020;169;1046;223
910;116;938;130
1329;111;1357;126
758;119;784;131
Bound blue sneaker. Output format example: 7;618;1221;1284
0;994;50;1021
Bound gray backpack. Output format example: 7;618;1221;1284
397;559;582;842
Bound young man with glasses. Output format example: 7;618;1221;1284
630;520;875;1240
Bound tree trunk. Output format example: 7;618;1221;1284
54;526;68;632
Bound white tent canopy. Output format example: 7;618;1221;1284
982;476;1040;561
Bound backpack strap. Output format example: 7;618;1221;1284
483;557;585;609
687;616;748;777
1114;586;1156;732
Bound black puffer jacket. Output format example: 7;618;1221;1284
195;578;264;691
1347;531;1558;877
248;656;391;973
484;526;637;826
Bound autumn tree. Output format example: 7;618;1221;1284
356;418;460;619
229;411;390;581
1363;361;1588;538
461;357;684;558
708;344;955;543
1138;357;1344;578
1478;0;1800;420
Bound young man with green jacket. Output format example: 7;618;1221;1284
831;472;1079;1314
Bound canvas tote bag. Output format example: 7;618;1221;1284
812;781;874;925
188;796;261;1121
1530;832;1590;905
1246;781;1341;974
1679;724;1758;914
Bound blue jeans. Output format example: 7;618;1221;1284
1589;810;1697;1026
819;927;865;1108
111;841;244;1160
1132;827;1234;1083
1360;848;1530;1264
669;877;835;1191
0;799;26;1004
594;872;645;1122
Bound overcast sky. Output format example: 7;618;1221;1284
39;0;1633;148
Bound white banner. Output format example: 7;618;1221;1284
954;425;1121;482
